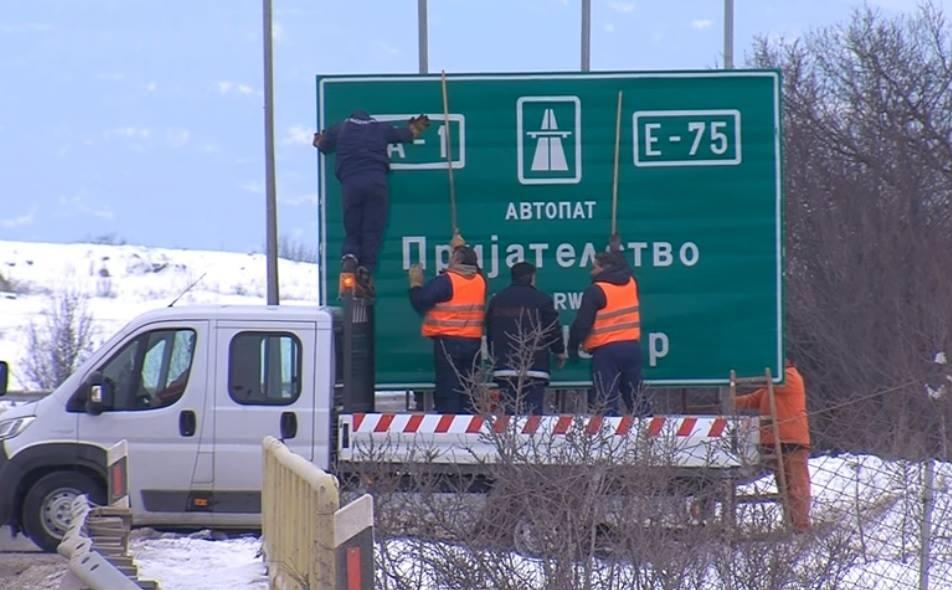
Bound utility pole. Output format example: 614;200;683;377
263;0;280;305
724;0;734;69
581;0;591;71
418;0;428;74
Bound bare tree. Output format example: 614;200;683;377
0;271;14;294
23;289;96;390
350;320;874;590
752;4;952;454
277;235;318;264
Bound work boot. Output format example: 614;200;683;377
340;254;358;274
356;266;375;299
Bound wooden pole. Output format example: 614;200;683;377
610;90;623;245
440;71;458;236
765;367;792;530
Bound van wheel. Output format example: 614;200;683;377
22;471;105;552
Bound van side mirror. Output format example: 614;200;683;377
85;372;114;415
0;361;7;397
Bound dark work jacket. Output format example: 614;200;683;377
568;266;639;355
317;111;414;184
486;284;564;380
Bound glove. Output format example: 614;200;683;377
312;131;324;148
409;114;431;137
408;265;424;288
555;353;568;370
450;232;466;250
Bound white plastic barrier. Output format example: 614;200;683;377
57;440;157;590
57;497;139;590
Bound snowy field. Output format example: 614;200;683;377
374;454;952;589
0;240;309;589
131;531;268;590
0;239;318;391
1;240;950;588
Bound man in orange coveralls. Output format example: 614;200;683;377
735;358;811;532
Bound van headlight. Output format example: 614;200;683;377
0;416;35;440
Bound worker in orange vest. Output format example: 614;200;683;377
568;251;649;417
734;358;812;532
408;241;486;414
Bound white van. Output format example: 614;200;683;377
0;305;336;551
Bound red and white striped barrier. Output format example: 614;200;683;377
349;413;732;438
339;413;760;469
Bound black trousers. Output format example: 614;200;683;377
341;179;388;272
495;377;547;415
590;340;650;416
432;337;481;414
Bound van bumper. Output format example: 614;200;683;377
0;442;22;528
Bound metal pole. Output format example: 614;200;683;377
723;0;734;69
920;459;934;590
581;0;591;71
263;0;279;305
418;0;428;74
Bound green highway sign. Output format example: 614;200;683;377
317;71;783;388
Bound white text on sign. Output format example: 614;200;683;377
402;235;700;278
375;113;466;170
633;109;742;167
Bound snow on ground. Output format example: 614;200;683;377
0;529;268;590
0;526;39;552
131;531;267;590
378;454;952;589
731;453;952;587
2;240;949;587
0;240;318;390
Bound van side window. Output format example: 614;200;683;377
100;329;197;411
228;332;301;405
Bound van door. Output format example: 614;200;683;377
211;321;316;525
76;321;211;525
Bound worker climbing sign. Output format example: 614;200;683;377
317;71;784;388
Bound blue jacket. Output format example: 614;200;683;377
486;284;564;380
568;265;639;355
317;111;414;184
409;273;453;315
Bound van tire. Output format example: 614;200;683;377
22;471;106;552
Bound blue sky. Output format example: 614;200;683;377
0;0;945;253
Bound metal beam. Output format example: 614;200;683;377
581;0;591;71
263;0;280;305
724;0;734;69
418;0;429;74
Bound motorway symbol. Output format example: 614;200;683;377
517;96;582;185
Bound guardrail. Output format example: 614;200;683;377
57;440;159;590
261;436;374;590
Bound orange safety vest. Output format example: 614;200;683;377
582;278;641;352
421;271;486;339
